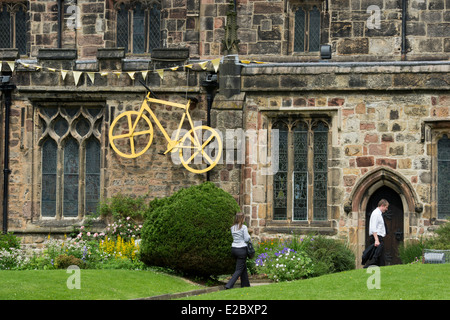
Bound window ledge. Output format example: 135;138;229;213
264;220;336;235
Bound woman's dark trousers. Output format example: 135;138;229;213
225;247;250;289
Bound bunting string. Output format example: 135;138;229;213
0;57;268;86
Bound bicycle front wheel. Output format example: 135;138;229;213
179;126;222;174
109;111;153;158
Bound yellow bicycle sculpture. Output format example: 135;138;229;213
109;85;222;174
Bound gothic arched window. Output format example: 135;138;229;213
0;2;27;55
116;1;161;54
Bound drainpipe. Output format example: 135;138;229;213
401;0;407;61
0;74;16;234
58;0;63;48
201;73;218;181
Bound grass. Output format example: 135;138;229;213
184;263;450;300
0;269;200;300
1;264;449;300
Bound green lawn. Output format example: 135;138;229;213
185;263;450;300
1;264;449;300
0;269;200;300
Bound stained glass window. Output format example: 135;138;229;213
294;8;305;52
438;135;450;219
42;139;58;217
0;5;11;50
64;138;79;217
133;3;145;53
0;3;27;55
293;5;321;53
39;106;103;219
293;122;308;221
117;3;129;51
273;121;288;220
309;6;321;52
313;121;328;220
272;118;329;222
85;138;101;215
116;1;161;54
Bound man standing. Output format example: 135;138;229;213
367;199;389;267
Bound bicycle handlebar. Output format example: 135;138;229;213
139;80;159;99
139;80;198;104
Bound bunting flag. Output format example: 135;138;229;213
156;69;164;80
73;71;82;86
1;57;273;87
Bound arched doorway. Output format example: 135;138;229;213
365;186;404;265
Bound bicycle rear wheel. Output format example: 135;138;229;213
109;111;153;158
179;126;222;174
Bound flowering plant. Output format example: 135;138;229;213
104;217;143;241
255;246;314;282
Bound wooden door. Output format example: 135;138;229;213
365;186;404;265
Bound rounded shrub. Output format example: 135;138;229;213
139;182;240;277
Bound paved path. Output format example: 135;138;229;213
133;280;273;300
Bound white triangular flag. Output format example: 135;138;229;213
127;72;135;80
61;70;68;80
100;72;109;77
156;69;164;80
7;61;15;72
198;61;208;70
211;58;221;72
87;72;95;83
0;62;2;72
141;71;148;80
73;71;82;86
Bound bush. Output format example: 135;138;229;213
255;246;314;282
54;254;86;269
304;235;355;276
427;220;450;250
399;239;426;264
99;193;148;221
0;232;21;252
140;182;239;277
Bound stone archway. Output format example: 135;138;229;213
344;167;423;267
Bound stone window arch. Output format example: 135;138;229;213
38;104;104;219
0;1;28;55
114;0;161;54
270;116;331;222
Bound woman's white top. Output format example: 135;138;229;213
231;224;251;248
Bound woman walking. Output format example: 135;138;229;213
225;213;251;289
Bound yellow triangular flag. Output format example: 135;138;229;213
141;71;148;80
61;70;68;80
198;61;208;70
22;63;30;68
127;72;135;80
156;69;164;80
185;64;193;69
7;61;15;72
211;58;221;72
240;60;251;64
48;68;56;72
73;71;82;86
87;72;95;83
100;72;109;77
113;72;121;78
35;66;41;70
170;66;178;71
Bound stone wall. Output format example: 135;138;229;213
22;0;450;60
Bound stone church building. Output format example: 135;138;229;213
0;0;449;266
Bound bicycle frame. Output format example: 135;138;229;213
130;93;199;154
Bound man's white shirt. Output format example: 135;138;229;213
369;207;386;237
